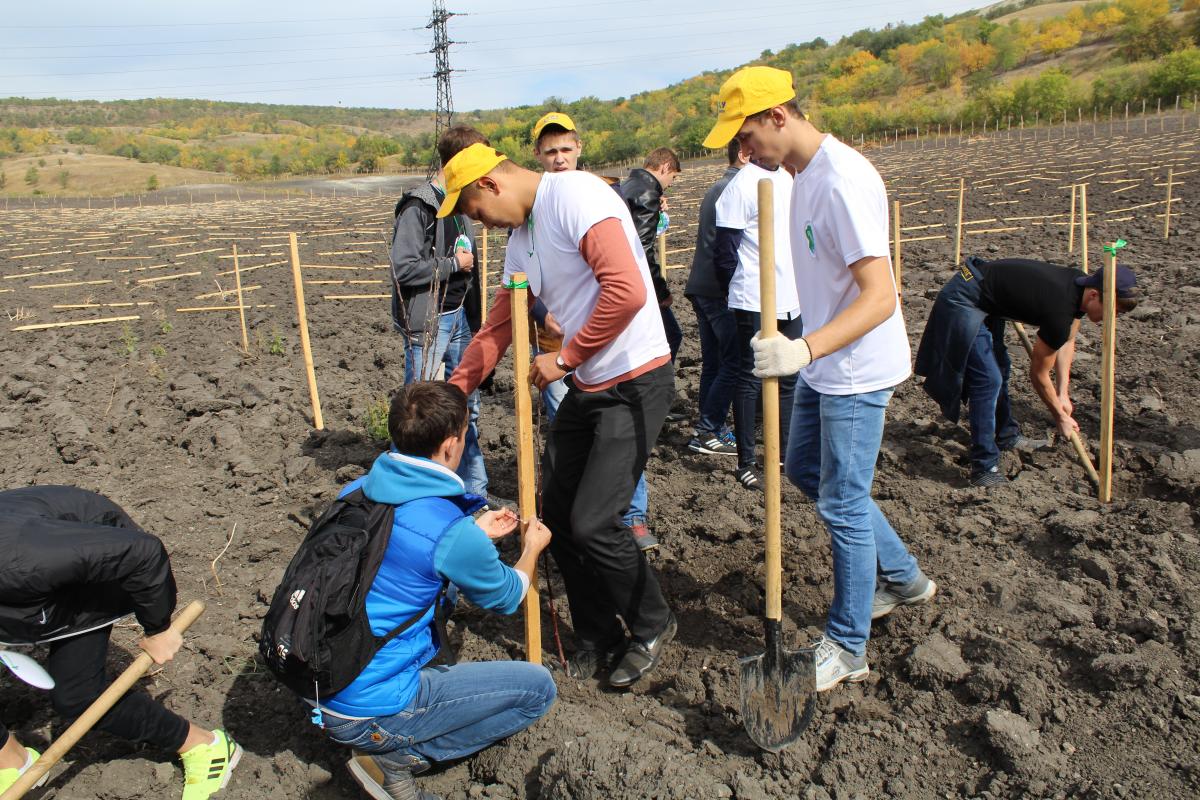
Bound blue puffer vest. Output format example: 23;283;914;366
324;451;484;717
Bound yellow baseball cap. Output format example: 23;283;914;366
436;143;508;218
702;66;796;149
532;111;576;143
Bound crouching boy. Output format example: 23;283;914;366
0;485;239;800
317;381;555;800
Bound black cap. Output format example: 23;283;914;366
1075;264;1137;297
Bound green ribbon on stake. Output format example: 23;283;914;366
1102;239;1127;256
504;278;529;289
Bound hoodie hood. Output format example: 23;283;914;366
362;451;466;506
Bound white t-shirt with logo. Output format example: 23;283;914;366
504;170;668;387
789;136;910;395
714;162;801;318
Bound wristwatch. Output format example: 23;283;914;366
555;353;570;371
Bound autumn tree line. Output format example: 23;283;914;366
0;0;1198;181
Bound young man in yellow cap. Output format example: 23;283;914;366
703;66;935;691
527;111;661;551
439;143;677;689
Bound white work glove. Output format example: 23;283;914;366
751;334;812;378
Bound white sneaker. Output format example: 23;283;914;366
872;573;938;620
812;635;869;692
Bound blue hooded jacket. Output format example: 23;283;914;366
323;451;526;717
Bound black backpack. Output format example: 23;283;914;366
259;488;449;703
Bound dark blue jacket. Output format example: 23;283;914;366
914;257;994;422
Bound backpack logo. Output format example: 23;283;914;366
289;589;306;610
804;221;817;258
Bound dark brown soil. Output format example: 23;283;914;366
0;115;1197;800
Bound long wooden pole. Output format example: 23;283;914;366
1164;167;1174;240
1067;184;1077;253
1098;247;1118;503
508;272;541;663
757;179;782;629
954;177;965;266
479;226;489;325
1079;184;1089;273
0;602;206;800
232;243;249;353
1012;322;1100;487
288;232;324;430
657;228;668;275
892;199;902;296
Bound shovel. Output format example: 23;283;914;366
739;178;816;752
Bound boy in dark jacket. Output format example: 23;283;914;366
0;485;239;799
317;382;555;800
390;127;489;496
620;147;682;358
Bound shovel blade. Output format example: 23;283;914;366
739;644;816;752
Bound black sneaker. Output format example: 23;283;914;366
566;638;627;679
1001;435;1051;453
608;614;677;688
970;468;1008;488
735;467;761;490
688;433;739;456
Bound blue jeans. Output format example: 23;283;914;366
785;377;921;657
402;307;488;496
690;295;738;436
540;361;647;528
734;310;802;471
964;321;1020;476
323;662;555;766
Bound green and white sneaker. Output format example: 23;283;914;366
180;729;241;800
0;747;46;793
812;636;869;692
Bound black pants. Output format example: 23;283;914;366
733;310;803;470
0;626;190;752
541;362;675;646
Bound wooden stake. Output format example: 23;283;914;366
954;177;965;266
1067;184;1077;253
288;232;324;430
508;271;542;663
0;602;206;800
1098;246;1118;503
480;226;489;325
1079;184;1089;274
1164;167;1174;240
232;243;249;353
657;228;667;274
891;199;902;296
1012;322;1100;487
12;315;140;332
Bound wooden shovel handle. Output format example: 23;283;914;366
757;179;783;624
0;601;206;800
1011;322;1100;487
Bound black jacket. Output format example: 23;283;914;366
685;166;740;299
390;182;482;337
619;168;670;303
0;486;177;646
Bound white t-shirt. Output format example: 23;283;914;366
714;162;801;317
504;170;668;387
789;136;910;395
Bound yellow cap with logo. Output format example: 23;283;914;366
702;66;796;149
532;111;576;143
436;143;508;218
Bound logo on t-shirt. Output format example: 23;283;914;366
804;220;816;258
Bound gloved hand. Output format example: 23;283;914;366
751;334;812;378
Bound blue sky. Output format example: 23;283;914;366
2;0;987;110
